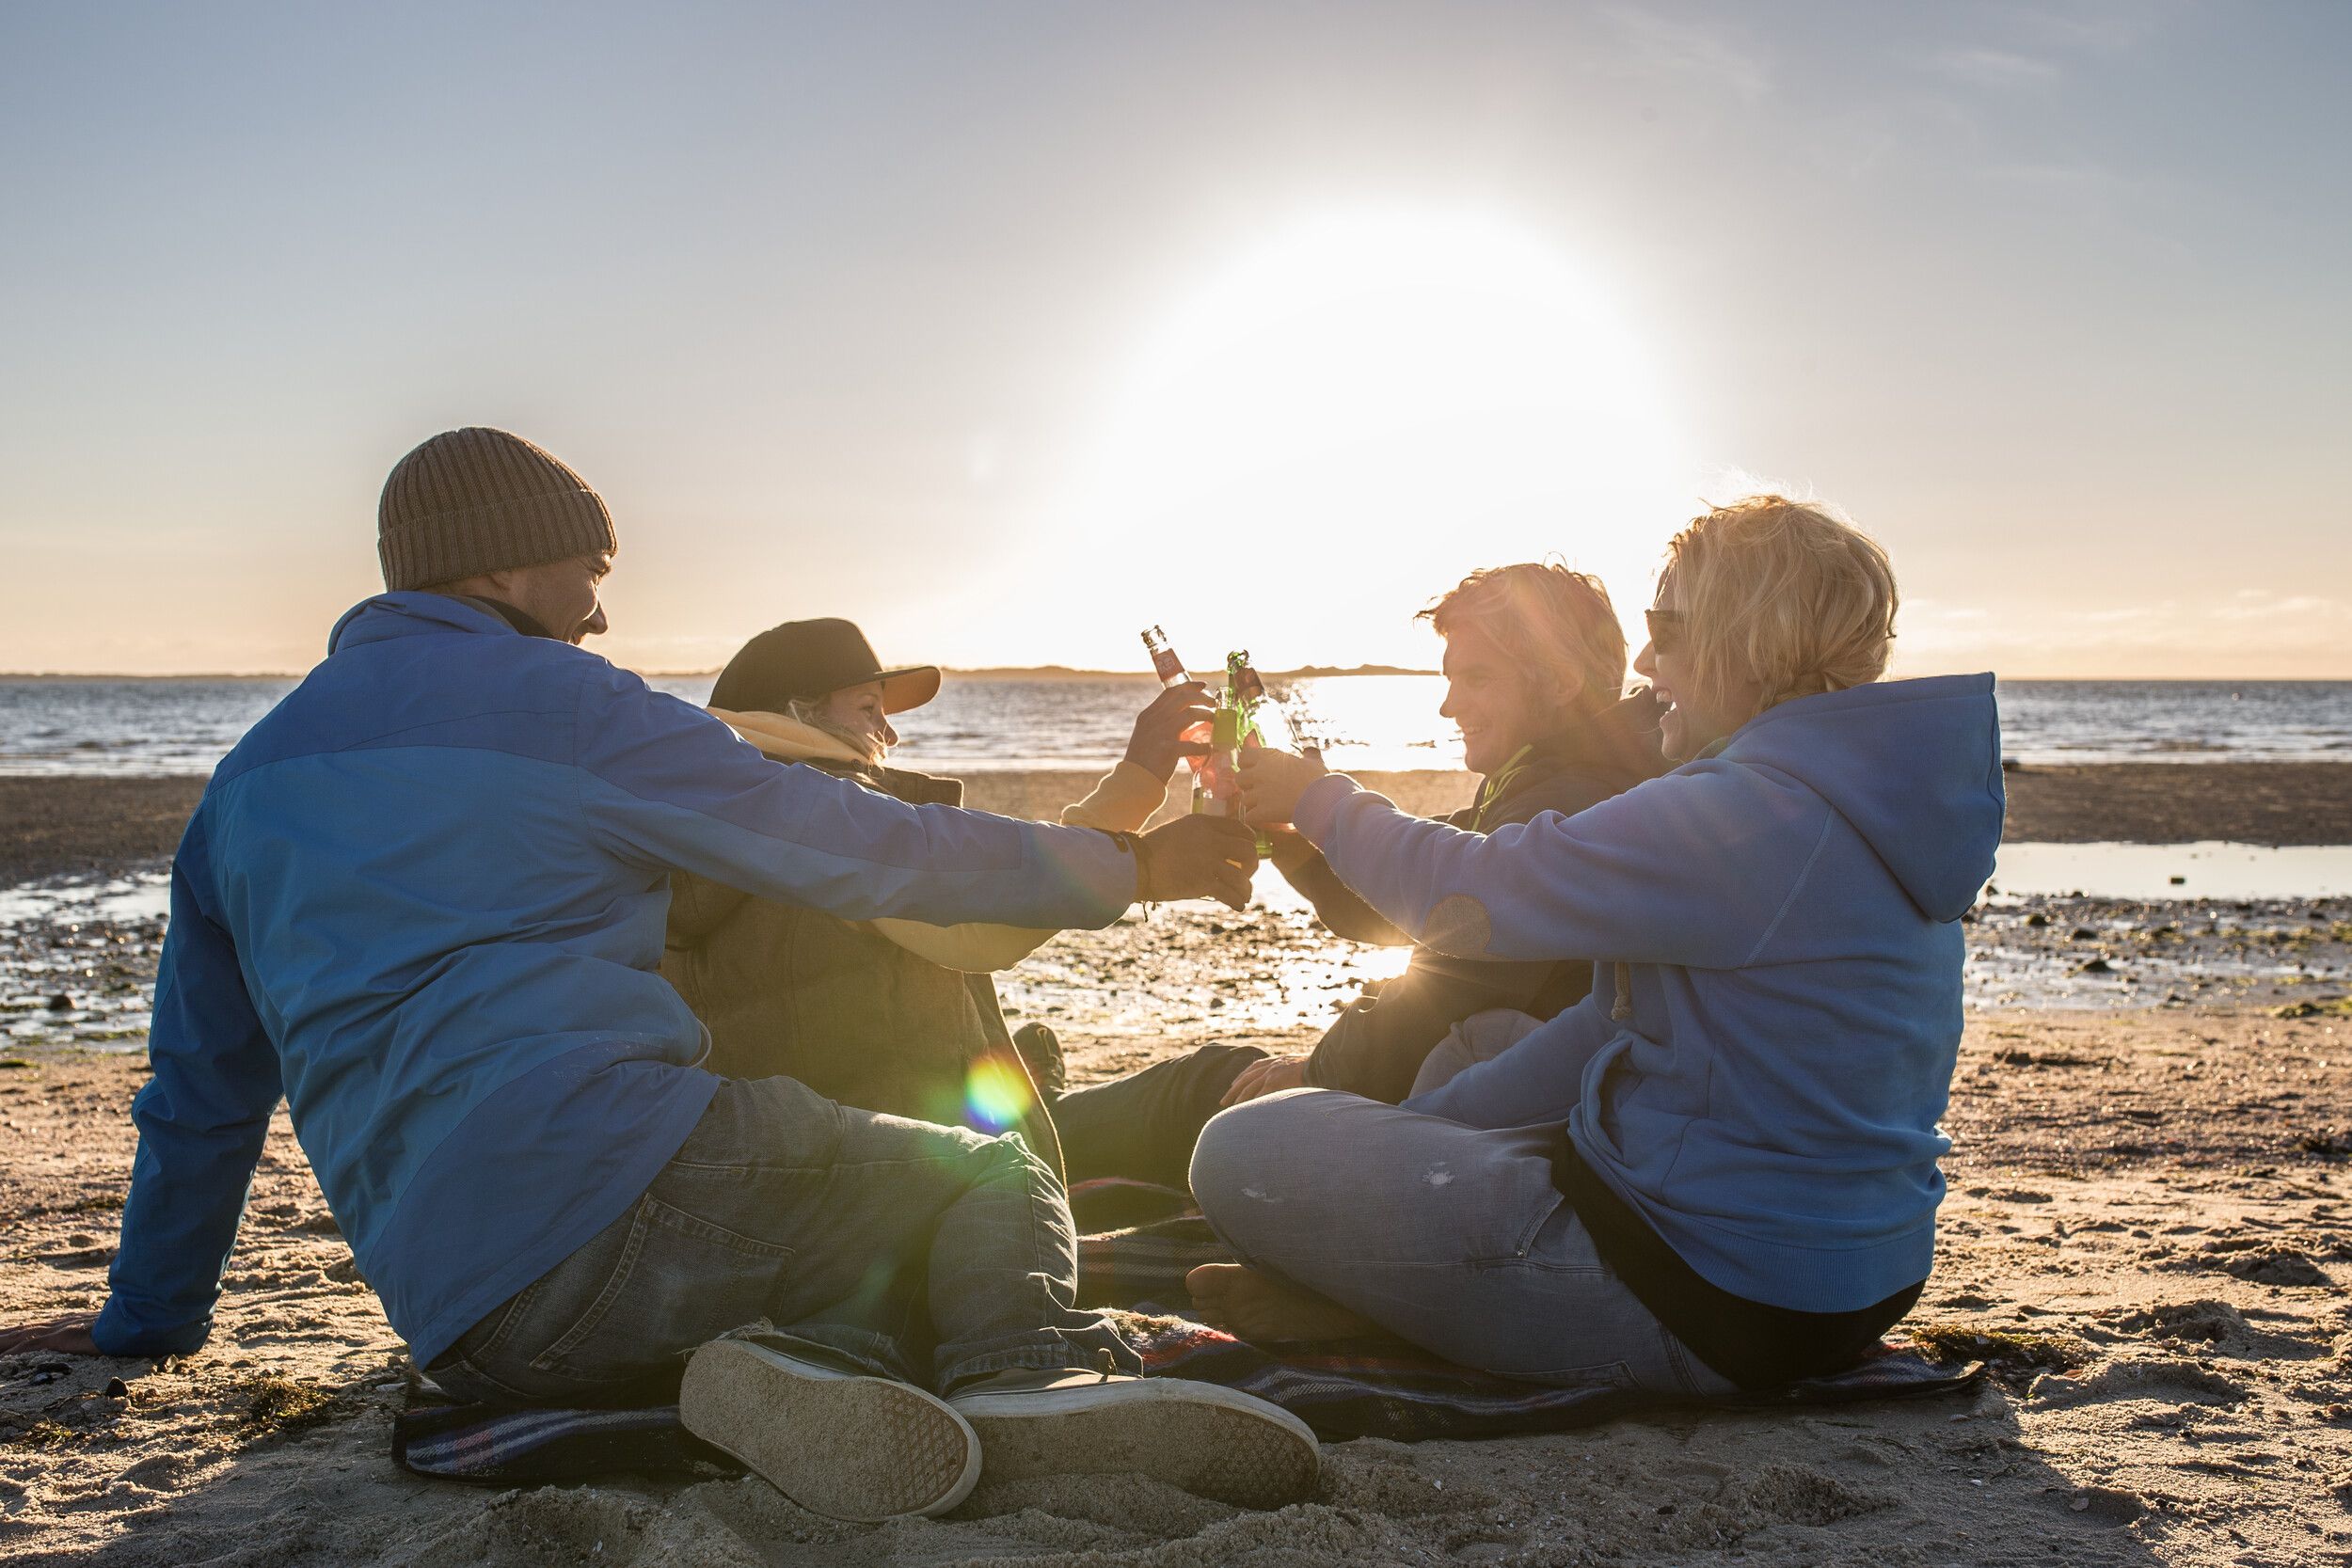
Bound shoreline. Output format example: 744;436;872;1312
8;763;2352;886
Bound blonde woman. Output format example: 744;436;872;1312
1199;496;2002;1396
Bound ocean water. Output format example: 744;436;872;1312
3;674;2350;778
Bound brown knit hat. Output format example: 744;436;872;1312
377;428;618;591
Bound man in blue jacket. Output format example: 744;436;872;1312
0;428;1316;1521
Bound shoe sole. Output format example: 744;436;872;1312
951;1378;1319;1511
678;1339;981;1522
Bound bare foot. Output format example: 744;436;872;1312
1185;1262;1387;1343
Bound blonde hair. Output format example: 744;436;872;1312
1661;495;1897;719
1421;562;1627;721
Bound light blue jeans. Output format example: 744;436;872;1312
1190;1086;1734;1397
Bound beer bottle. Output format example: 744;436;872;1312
1140;626;1212;793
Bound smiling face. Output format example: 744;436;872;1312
817;680;898;757
1631;571;1762;763
1438;626;1554;778
483;551;613;644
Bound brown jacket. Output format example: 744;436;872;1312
661;718;1167;1167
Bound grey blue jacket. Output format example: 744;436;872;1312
92;594;1136;1365
1294;674;2003;1315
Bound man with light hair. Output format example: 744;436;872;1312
1043;562;1668;1188
0;426;1319;1521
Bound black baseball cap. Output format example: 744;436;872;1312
707;618;942;715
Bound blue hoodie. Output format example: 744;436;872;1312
1291;674;2002;1315
93;594;1138;1366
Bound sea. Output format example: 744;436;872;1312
4;675;2352;779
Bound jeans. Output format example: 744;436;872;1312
428;1074;1140;1405
1190;1088;1734;1397
1047;1043;1266;1188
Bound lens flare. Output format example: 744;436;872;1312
964;1055;1035;1132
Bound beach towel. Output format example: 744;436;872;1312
393;1182;1984;1484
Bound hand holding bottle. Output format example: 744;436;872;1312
1237;746;1330;830
1135;815;1261;910
1123;681;1215;780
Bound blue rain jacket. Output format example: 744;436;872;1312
1293;674;2003;1314
92;594;1136;1366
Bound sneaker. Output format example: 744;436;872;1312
678;1338;981;1522
946;1368;1318;1510
1010;1022;1067;1095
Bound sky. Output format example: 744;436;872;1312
3;1;2347;679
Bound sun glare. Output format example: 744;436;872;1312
1060;210;1690;669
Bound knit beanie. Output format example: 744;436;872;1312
377;428;618;591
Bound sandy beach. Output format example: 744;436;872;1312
8;1008;2352;1565
6;766;2352;1565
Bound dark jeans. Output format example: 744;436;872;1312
427;1074;1140;1406
1047;1043;1267;1189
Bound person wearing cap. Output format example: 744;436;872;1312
662;618;1266;1178
0;428;1317;1521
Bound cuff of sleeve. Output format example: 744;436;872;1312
1291;771;1361;847
1060;760;1169;833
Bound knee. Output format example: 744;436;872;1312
1189;1091;1317;1227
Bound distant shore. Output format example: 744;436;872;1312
7;762;2352;887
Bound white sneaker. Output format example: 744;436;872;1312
678;1339;981;1522
946;1368;1319;1510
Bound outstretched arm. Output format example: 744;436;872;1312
1278;764;1826;969
577;669;1151;929
90;836;283;1357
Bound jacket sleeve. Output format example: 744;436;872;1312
857;760;1176;972
92;832;282;1357
1291;765;1827;968
866;916;1057;973
573;669;1137;930
1058;760;1170;833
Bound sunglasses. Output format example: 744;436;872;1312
1645;608;1687;654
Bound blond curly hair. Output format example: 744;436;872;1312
1661;495;1898;717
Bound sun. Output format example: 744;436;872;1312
1056;210;1691;670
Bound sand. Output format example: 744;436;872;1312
7;1008;2352;1566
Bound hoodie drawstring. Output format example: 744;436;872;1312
1611;960;1634;1022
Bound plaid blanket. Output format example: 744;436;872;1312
394;1184;1984;1484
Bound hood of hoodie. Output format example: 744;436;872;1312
1720;673;2003;923
327;591;522;654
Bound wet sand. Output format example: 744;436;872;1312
2001;764;2352;847
7;760;2352;887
